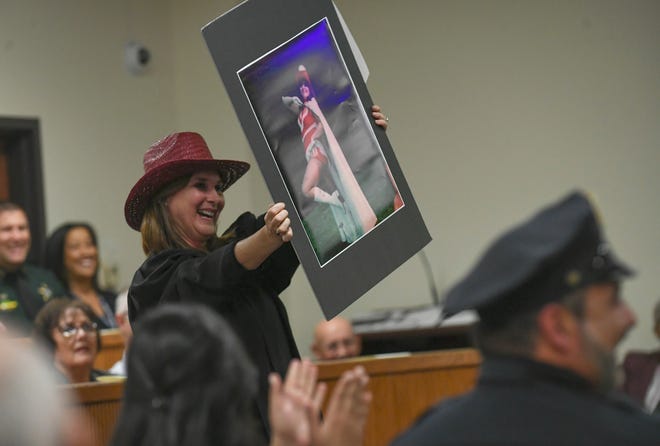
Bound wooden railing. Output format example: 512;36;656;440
64;380;124;446
316;348;481;446
61;348;480;446
95;329;124;370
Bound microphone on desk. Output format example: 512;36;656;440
418;249;441;308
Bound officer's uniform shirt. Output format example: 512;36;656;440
0;265;66;336
393;191;660;445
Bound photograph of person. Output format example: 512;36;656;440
239;18;402;266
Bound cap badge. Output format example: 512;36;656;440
38;284;53;302
565;270;582;287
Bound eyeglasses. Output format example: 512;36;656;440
57;322;98;338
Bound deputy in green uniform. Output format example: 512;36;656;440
0;202;66;336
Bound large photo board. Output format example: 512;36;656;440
203;0;430;318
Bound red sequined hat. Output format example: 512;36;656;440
124;132;250;231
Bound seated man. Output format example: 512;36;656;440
621;299;660;413
312;316;361;360
0;201;66;335
391;191;660;445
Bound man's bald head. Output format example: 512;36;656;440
312;316;361;360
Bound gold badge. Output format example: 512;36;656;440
38;284;53;302
565;270;582;287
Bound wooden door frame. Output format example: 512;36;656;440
0;117;47;265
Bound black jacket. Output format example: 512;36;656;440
391;355;660;446
128;212;300;439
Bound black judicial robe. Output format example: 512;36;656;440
128;212;300;440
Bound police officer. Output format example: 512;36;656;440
391;191;660;445
0;202;66;336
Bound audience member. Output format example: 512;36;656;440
0;201;66;335
110;303;371;446
312;316;361;360
391;191;660;445
0;336;93;446
33;298;109;383
45;222;117;329
109;290;132;375
621;299;660;413
124;131;296;440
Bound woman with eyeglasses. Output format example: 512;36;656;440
32;298;109;383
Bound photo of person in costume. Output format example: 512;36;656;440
282;64;375;246
239;19;402;265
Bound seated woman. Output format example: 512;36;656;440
45;222;117;329
32;298;108;384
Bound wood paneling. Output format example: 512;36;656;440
64;381;124;446
95;329;124;370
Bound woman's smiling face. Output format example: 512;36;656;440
63;226;98;282
167;171;225;249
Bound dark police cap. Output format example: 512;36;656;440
444;191;633;318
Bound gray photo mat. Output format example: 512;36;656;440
203;0;431;318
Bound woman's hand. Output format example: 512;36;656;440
371;105;389;130
234;202;293;270
265;202;293;243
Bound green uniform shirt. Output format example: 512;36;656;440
0;264;67;336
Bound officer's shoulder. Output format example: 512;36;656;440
23;264;57;278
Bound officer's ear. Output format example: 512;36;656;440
536;303;580;355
